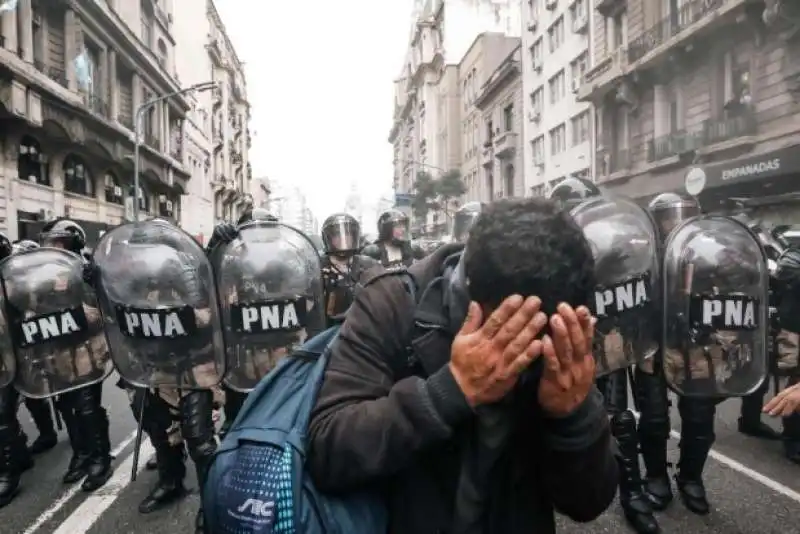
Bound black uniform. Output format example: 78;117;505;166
362;209;422;267
38;220;113;492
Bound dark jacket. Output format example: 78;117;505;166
307;246;618;534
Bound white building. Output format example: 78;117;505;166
522;0;592;197
389;0;522;199
269;181;318;236
173;0;252;239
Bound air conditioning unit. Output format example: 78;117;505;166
527;20;537;32
528;110;541;122
572;77;581;93
533;59;542;72
545;0;557;9
113;185;122;197
159;194;167;203
573;13;588;33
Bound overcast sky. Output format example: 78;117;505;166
216;0;413;219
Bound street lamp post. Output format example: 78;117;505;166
132;81;217;221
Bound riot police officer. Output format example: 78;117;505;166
562;180;661;534
320;213;379;326
38;219;113;491
0;232;33;508
775;247;800;464
362;209;423;266
452;202;482;244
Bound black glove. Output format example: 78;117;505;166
82;262;98;286
212;222;238;244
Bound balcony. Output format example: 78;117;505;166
595;0;626;18
493;130;518;159
207;38;223;65
572;12;588;34
596;146;631;177
47;66;67;88
83;93;108;117
481;143;494;168
697;107;758;152
576;47;627;102
170;145;183;161
646;130;702;163
118;113;134;131
627;0;739;68
144;132;160;151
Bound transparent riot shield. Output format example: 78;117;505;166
571;195;659;377
93;221;224;390
0;248;112;398
0;273;15;389
214;221;325;392
662;215;769;397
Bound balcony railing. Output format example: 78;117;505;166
628;0;725;64
118;114;134;130
144;132;160;151
700;108;757;146
597;147;631;175
647;130;702;162
84;93;108;117
47;66;67;88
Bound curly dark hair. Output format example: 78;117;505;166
464;197;596;316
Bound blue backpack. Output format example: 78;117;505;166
203;270;422;534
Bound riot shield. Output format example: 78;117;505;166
570;195;659;377
214;221;325;392
662;215;769;397
93;220;224;390
0;278;15;389
0;249;112;398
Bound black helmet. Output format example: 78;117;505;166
377;209;409;245
776;248;800;288
647;192;701;244
321;213;360;255
547;177;600;210
453;202;483;244
12;240;38;254
39;219;86;252
0;233;11;260
237;207;277;226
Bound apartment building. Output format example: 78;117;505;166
578;0;800;222
0;0;189;244
205;1;252;224
269;180;319;236
523;0;593;197
461;34;521;202
389;0;521;201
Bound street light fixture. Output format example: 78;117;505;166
132;81;218;220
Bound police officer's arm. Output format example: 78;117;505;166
307;275;472;492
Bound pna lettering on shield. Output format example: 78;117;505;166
21;310;82;345
702;297;756;328
594;274;650;317
123;308;189;337
240;300;299;333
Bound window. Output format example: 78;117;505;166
157;39;167;69
530;88;543;113
531;135;545;164
104;172;123;204
549;123;566;155
570;52;588;88
569;0;586;26
723;52;752;109
527;0;539;20
548;70;566;104
654;83;682;136
18;136;49;186
503;104;514;131
570;111;590;146
605;13;626;52
547;16;565;53
63;154;93;197
529;38;542;69
137;185;150;213
485;119;494;144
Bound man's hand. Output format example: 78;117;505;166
449;295;547;407
212;222;238;244
763;382;800;417
537;303;596;417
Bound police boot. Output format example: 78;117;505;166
783;412;800;465
24;398;57;454
738;385;781;440
0;425;33;508
75;387;113;492
676;398;715;515
139;441;187;514
611;410;660;534
635;367;673;510
180;391;217;534
59;408;91;484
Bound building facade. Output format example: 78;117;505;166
469;37;522;202
389;0;522;204
523;0;592;197
0;0;189;245
578;0;800;222
269;180;319;236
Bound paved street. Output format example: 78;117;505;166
4;377;800;534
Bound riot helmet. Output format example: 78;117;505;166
0;233;12;260
321;213;360;255
647;192;701;244
237;207;277;226
452;202;483;244
12;240;39;254
547;177;600;210
39;219;86;252
377;209;410;245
